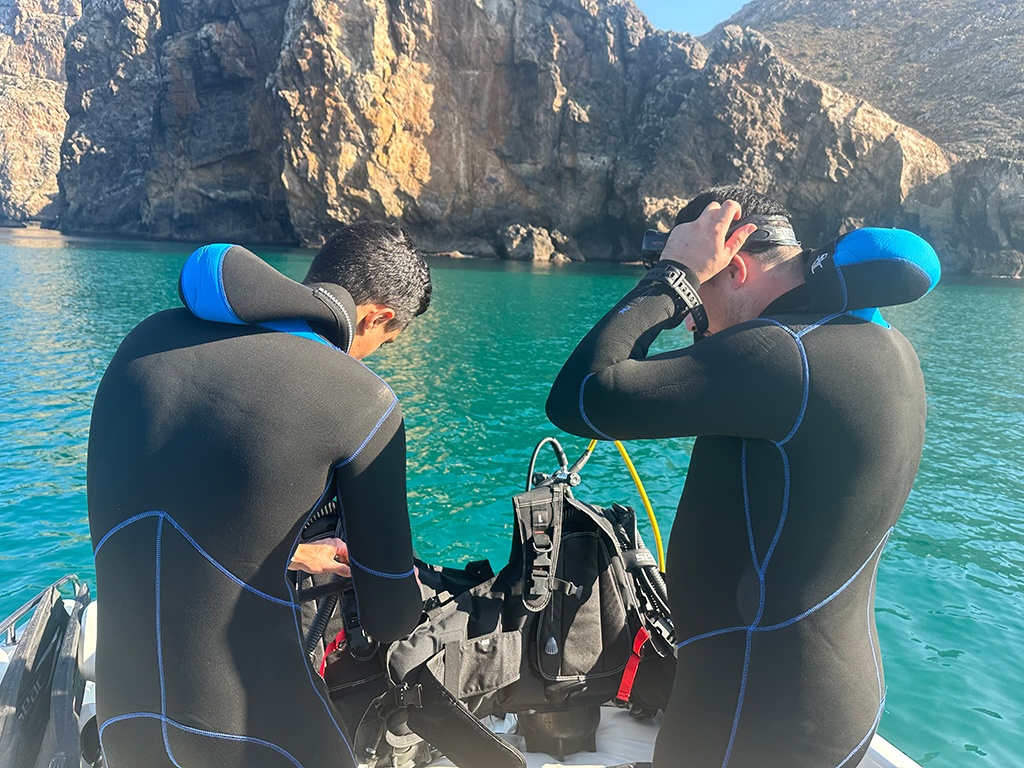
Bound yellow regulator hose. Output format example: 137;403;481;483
586;439;666;572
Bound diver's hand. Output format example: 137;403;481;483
288;538;351;577
660;200;756;283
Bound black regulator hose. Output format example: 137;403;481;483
305;578;341;663
643;565;671;615
526;436;570;490
303;507;346;663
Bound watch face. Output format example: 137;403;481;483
641;229;669;268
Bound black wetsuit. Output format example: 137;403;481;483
88;248;421;768
546;254;929;767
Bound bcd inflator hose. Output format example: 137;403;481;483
607;440;665;573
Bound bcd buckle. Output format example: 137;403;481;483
393;682;423;709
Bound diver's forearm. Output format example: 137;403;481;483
546;282;680;437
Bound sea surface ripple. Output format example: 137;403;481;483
0;231;1021;767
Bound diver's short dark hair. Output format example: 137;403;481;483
304;221;432;330
675;185;798;267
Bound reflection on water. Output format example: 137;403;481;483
1;230;1022;767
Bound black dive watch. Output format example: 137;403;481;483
640;261;709;335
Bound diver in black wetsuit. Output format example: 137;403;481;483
88;222;431;768
547;187;939;768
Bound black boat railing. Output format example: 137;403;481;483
0;574;81;645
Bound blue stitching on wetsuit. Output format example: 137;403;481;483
755;529;892;632
868;543;884;697
166;717;305;767
725;445;793;767
834;695;886;768
711;524;892;768
335;395;399;469
103;513;315;766
579;373;615;441
162;514;297;608
676;624;749;649
687;312;888;765
830;536;888;768
284;505;358;763
95;511;297;608
761;445;791;572
98;712;306;768
721;631;754;768
93;510;163;556
155;516;181;767
742;442;758;567
348;554;416;580
835;260;849;311
757;317;822;446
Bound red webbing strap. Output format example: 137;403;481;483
318;627;347;678
616;627;651;703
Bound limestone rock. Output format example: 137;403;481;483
622;26;955;251
500;224;555;261
907;157;1024;277
0;0;79;82
61;0;162;234
718;0;1024;161
551;229;585;262
53;0;1017;275
61;0;294;241
271;0;659;255
0;0;80;221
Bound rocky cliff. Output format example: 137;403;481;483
716;0;1024;277
61;0;294;241
52;0;1017;275
0;0;80;222
718;0;1024;162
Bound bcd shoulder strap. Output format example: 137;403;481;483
512;486;563;612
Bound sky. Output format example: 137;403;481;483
632;0;751;36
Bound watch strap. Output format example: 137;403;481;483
640;261;708;335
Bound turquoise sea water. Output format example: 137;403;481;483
1;229;1022;766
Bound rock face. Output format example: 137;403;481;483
718;0;1024;162
907;157;1024;278
621;26;955;251
54;0;1012;274
269;0;664;255
62;0;294;241
0;0;80;222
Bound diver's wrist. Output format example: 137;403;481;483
640;261;708;335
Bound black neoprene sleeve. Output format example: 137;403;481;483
546;282;804;442
334;403;421;644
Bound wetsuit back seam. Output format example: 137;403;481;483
155;515;180;767
93;510;163;557
98;712;307;768
163;513;297;608
676;528;894;644
348;553;416;580
98;510;298;609
335;396;399;469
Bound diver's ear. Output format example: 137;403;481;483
357;305;396;332
725;253;750;288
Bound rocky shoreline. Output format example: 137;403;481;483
1;0;1022;277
